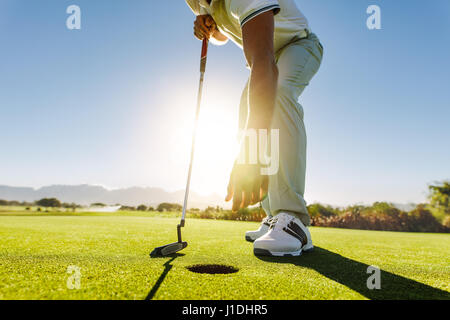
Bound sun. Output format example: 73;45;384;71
164;89;241;198
192;101;240;196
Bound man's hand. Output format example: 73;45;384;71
194;15;228;44
225;163;269;212
194;15;217;40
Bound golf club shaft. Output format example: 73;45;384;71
180;39;209;226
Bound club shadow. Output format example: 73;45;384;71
146;253;184;300
256;247;449;300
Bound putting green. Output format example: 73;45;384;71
0;212;449;300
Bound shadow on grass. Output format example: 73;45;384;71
257;247;449;300
146;253;184;300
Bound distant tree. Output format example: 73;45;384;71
407;204;446;233
368;202;401;216
346;205;366;215
0;200;8;206
428;181;450;217
311;203;447;233
137;205;148;211
443;216;450;229
157;203;182;212
307;203;338;218
205;206;215;213
91;203;106;207
35;198;61;208
62;202;80;210
120;205;136;211
148;206;155;211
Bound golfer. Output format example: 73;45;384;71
186;0;323;256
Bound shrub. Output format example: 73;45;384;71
157;203;182;212
307;203;338;218
91;203;106;207
428;181;450;217
119;206;136;211
188;206;266;222
35;198;61;208
366;202;401;216
62;203;80;210
312;204;448;233
137;205;147;211
443;216;450;229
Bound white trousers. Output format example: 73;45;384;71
239;32;323;226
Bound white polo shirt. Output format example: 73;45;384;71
185;0;310;52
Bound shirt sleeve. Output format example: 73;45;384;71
230;0;280;27
185;0;208;15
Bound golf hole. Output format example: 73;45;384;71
186;264;239;275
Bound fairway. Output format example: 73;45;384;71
0;213;449;300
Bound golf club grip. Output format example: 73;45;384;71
200;39;208;73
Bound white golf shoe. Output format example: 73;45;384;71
245;216;272;242
253;212;314;257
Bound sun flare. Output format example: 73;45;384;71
166;89;241;198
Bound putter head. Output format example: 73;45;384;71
150;241;188;258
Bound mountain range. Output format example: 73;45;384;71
0;185;226;209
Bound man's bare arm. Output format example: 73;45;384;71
242;11;278;130
225;12;276;211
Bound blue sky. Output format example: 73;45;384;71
0;0;449;206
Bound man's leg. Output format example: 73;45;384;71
267;34;323;226
252;35;323;256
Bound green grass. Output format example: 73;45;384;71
0;210;449;300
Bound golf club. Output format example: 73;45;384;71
150;38;209;257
